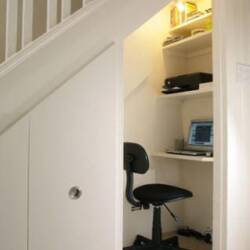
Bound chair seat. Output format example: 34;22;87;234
134;184;193;204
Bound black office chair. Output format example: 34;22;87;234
124;142;193;250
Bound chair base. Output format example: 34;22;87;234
123;235;188;250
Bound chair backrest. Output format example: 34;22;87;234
124;142;149;207
124;142;149;174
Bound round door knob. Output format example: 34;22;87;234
69;186;82;200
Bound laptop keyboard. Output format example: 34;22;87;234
167;150;210;156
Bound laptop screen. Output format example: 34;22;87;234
188;120;213;147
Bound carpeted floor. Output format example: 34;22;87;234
178;235;212;250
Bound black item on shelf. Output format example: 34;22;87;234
162;72;213;94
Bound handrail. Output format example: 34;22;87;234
0;0;98;72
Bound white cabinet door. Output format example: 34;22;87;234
0;118;29;250
29;45;121;250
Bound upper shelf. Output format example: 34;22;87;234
169;13;212;35
159;82;213;101
163;31;212;54
152;152;214;163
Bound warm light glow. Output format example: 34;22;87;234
176;1;186;12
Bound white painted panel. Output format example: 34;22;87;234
29;45;119;250
0;0;7;63
0;117;29;250
6;0;23;57
22;0;34;47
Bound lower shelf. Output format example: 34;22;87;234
159;82;213;101
152;152;214;163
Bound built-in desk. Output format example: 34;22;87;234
152;152;214;163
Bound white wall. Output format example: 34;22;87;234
181;161;213;232
123;7;184;246
214;0;250;249
179;85;213;234
124;81;183;244
180;97;213;232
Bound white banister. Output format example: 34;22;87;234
33;0;47;40
0;0;7;63
0;0;97;66
16;0;24;52
6;0;15;57
6;0;24;57
57;0;62;22
61;0;71;20
48;0;60;30
22;0;34;47
82;0;86;8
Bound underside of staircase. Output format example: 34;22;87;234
0;0;170;135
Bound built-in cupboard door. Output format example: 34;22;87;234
0;118;29;250
29;45;121;250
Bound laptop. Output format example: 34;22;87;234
167;120;213;157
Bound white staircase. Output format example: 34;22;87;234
0;0;95;65
0;0;170;135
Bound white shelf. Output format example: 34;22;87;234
169;13;212;35
152;152;214;163
163;31;212;54
159;82;213;101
